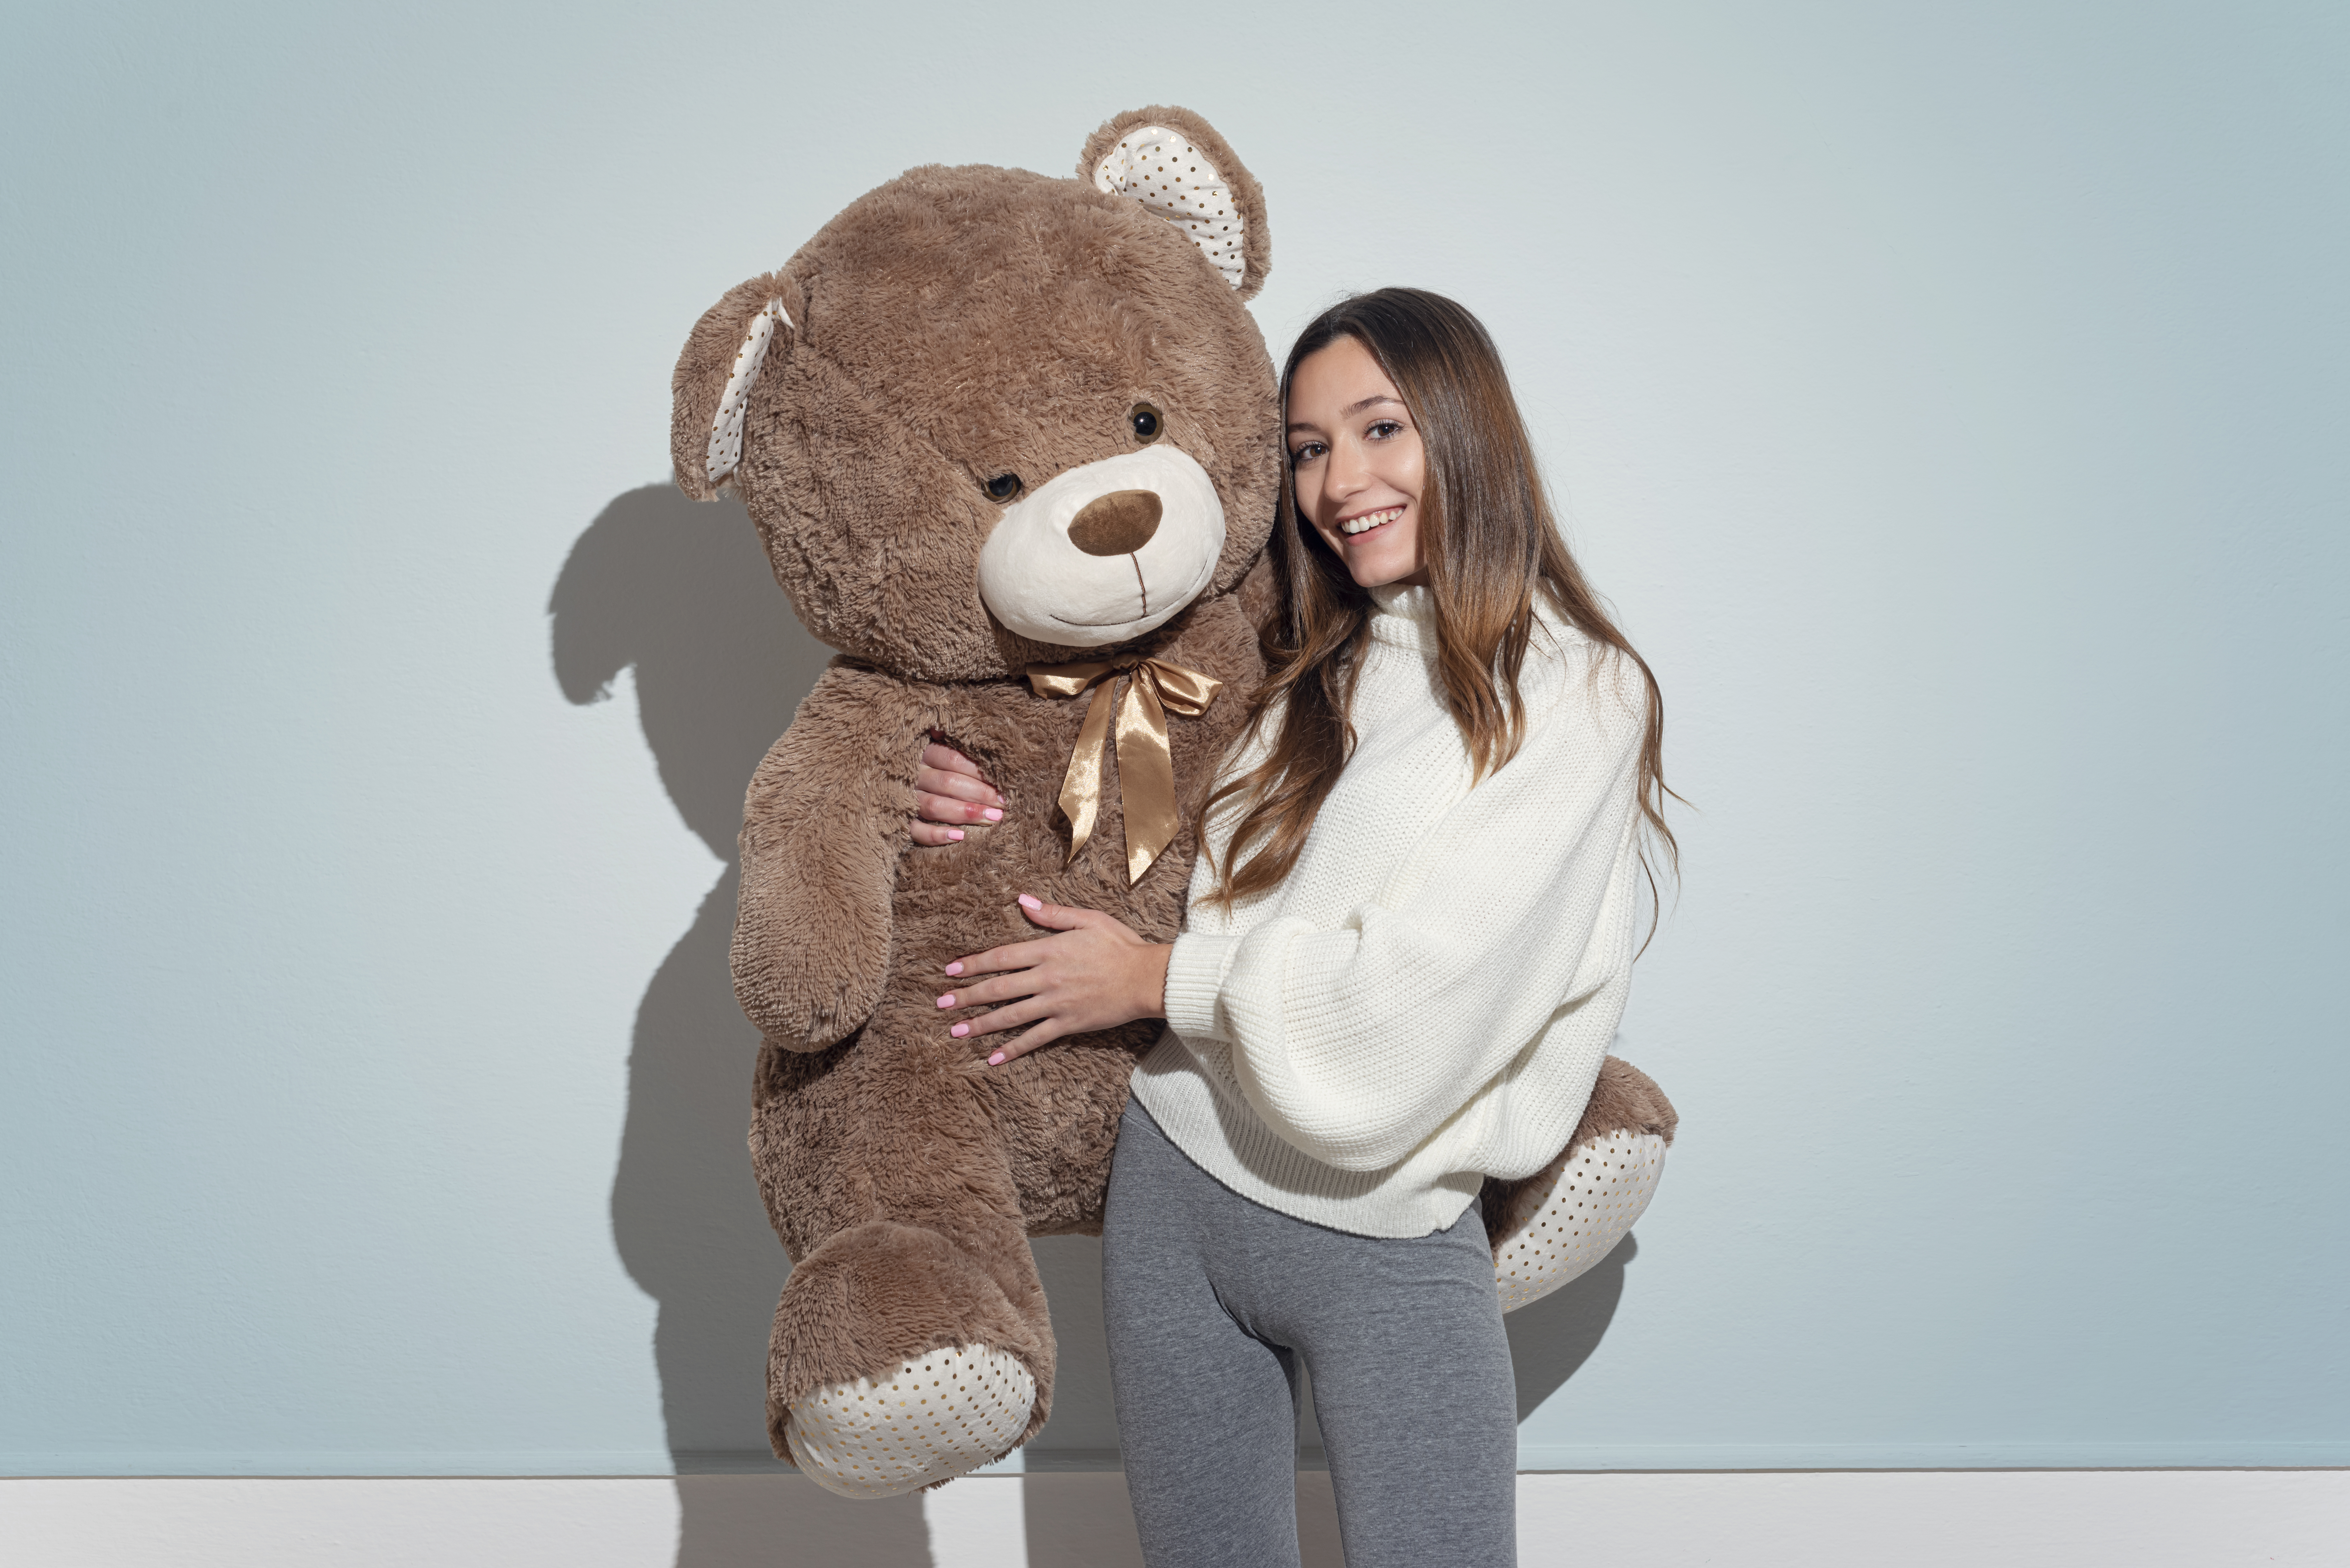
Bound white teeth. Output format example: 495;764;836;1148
1340;506;1403;536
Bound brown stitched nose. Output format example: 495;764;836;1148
1067;490;1163;556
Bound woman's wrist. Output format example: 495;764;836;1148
1139;943;1172;1020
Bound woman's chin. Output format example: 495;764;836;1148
1346;552;1422;590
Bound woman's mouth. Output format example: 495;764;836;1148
1338;505;1404;537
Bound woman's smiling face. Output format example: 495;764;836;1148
1285;335;1429;589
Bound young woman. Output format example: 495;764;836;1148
915;288;1674;1568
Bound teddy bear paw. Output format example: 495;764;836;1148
1493;1128;1668;1312
785;1343;1037;1498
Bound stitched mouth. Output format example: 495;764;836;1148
1049;552;1156;627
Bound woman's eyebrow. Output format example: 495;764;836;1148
1286;396;1405;434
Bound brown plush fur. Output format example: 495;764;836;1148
673;108;1280;1467
1478;1056;1680;1260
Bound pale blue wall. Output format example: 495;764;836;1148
4;0;2344;1476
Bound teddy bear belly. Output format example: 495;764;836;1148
749;605;1261;1259
750;979;1150;1258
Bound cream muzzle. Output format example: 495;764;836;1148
977;446;1225;648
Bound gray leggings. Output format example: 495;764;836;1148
1102;1102;1517;1568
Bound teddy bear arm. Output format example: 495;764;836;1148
730;669;925;1050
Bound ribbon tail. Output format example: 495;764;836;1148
1058;679;1118;865
1115;671;1178;885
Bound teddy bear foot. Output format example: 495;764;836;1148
783;1342;1036;1498
767;1218;1050;1497
1492;1127;1668;1312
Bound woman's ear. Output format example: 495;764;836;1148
1080;106;1270;301
670;271;804;499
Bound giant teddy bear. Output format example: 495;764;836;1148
670;106;1678;1499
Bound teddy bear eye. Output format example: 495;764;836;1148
1129;403;1163;444
982;473;1023;501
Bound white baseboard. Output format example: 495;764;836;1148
5;1470;2344;1567
20;1439;2339;1476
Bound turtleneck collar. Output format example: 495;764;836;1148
1367;582;1438;650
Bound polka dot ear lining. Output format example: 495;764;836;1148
705;297;793;488
1093;125;1246;290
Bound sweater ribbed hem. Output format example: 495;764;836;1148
1129;1033;1484;1240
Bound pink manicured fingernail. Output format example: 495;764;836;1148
988;1051;1005;1065
953;1024;972;1039
936;993;955;1008
944;962;963;977
983;808;1003;822
1018;894;1042;911
948;828;965;841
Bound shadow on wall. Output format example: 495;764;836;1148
551;484;817;1474
1506;1232;1639;1422
550;484;1636;1566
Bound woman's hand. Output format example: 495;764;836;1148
938;896;1171;1065
911;738;1004;847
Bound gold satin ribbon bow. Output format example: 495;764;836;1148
1026;655;1224;884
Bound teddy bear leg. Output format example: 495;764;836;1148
1485;1055;1679;1312
1489;1127;1668;1312
764;1212;1052;1498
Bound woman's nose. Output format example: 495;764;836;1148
1325;438;1372;496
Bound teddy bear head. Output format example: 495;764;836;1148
670;107;1279;684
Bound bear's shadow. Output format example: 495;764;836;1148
550;484;1637;1567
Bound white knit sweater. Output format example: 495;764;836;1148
1132;582;1649;1239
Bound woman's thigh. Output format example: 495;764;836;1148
1102;1105;1304;1568
1278;1207;1518;1568
1103;1106;1516;1567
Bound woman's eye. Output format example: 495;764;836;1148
1366;420;1403;441
1288;442;1325;468
983;473;1023;501
1129;402;1163;444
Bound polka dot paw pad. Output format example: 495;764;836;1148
1092;125;1247;290
1492;1130;1666;1313
785;1344;1037;1499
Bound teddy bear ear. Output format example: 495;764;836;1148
670;272;803;501
1080;107;1270;302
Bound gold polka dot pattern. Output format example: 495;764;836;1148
704;297;792;488
784;1343;1036;1499
1493;1129;1667;1313
1092;125;1246;290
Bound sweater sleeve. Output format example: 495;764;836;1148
1168;656;1648;1173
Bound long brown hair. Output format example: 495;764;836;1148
1205;288;1679;933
